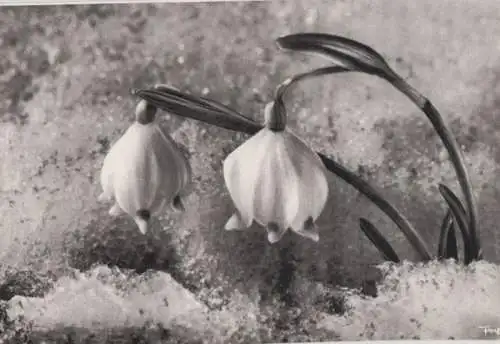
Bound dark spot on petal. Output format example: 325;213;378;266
303;217;314;232
172;195;185;212
266;222;280;234
136;209;150;221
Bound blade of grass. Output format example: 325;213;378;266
359;218;400;263
439;184;473;264
438;210;458;261
317;154;431;261
276;33;397;78
438;210;455;260
446;224;459;261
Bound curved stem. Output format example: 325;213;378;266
388;76;479;257
318;152;431;260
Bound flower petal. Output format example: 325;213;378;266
113;123;162;215
286;131;329;229
292;216;319;242
278;135;302;228
223;130;270;227
266;222;288;243
98;192;111;203
251;131;290;228
224;212;249;231
109;203;123;216
154;124;192;195
134;216;149;235
100;128;130;203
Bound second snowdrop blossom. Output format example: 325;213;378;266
98;99;192;234
223;102;329;243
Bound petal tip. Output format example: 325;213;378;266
293;217;320;242
224;213;248;231
171;196;185;213
108;203;122;216
98;192;111;203
267;232;281;244
134;217;149;235
266;222;286;243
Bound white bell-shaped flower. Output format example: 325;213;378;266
98;100;192;234
223;102;329;243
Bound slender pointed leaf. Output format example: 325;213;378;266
319;154;431;261
276;33;396;78
445;224;459;261
420;102;479;257
439;184;473;264
438;210;459;260
133;88;261;134
478;249;484;260
276;40;366;72
359;218;400;263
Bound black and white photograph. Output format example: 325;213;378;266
0;0;499;343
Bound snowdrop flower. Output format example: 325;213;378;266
223;101;329;243
98;99;191;234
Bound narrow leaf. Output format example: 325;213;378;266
438;210;459;260
445;223;459;261
439;184;473;264
421;102;479;258
359;218;400;263
132;88;261;135
276;40;364;72
276;33;396;77
477;249;484;260
319;154;431;261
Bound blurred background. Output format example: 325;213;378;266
1;0;500;341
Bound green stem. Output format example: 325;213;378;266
388;75;479;257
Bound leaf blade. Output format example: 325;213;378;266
133;88;261;135
359;218;400;263
276;33;395;77
438;210;459;260
439;184;473;264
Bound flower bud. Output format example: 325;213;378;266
223;102;329;243
99;100;192;234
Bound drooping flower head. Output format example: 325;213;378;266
223;101;329;243
98;99;192;234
